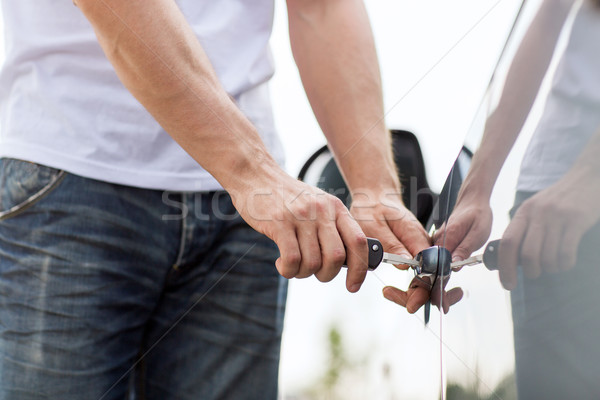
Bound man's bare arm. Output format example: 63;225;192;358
287;0;430;260
75;0;371;291
287;0;396;194
287;0;435;312
75;0;277;191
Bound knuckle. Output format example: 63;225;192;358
335;199;350;215
277;264;297;279
454;246;470;258
358;264;369;275
520;200;534;213
354;233;367;247
537;201;552;215
285;251;302;266
273;210;285;222
333;196;347;210
315;271;336;283
520;251;536;268
280;270;296;279
314;199;328;215
292;205;309;220
303;258;321;274
350;261;369;275
330;247;347;264
445;223;461;238
500;236;517;252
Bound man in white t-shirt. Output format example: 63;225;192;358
0;1;432;398
436;0;600;397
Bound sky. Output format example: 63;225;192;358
0;1;548;398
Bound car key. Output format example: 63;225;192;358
346;238;499;271
346;238;420;270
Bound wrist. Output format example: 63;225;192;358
221;151;285;195
460;150;503;200
346;154;402;198
455;173;494;207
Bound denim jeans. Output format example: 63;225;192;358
0;158;287;400
510;191;600;399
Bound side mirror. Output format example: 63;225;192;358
298;129;438;227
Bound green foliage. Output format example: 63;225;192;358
446;372;516;400
301;324;356;400
298;324;516;400
322;327;347;391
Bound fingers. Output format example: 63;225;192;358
405;286;431;314
452;224;491;263
275;209;366;290
314;224;345;282
389;218;431;257
294;226;322;279
498;210;528;290
390;276;431;313
382;285;429;314
337;211;368;292
379;227;411;259
558;225;583;272
382;286;408;308
274;226;301;279
442;287;464;314
520;221;543;280
368;223;412;270
498;198;586;288
434;220;466;255
540;226;562;274
435;207;492;263
268;189;368;291
383;285;463;314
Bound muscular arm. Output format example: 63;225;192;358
287;0;430;260
75;0;371;292
287;0;397;194
287;0;441;312
74;0;278;192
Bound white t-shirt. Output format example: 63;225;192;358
517;0;600;192
0;0;284;192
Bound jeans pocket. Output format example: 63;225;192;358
0;158;66;220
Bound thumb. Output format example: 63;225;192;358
376;229;413;265
451;242;473;262
452;218;493;261
435;215;472;252
386;242;412;270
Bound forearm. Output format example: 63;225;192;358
287;0;398;196
464;0;575;199
75;0;282;193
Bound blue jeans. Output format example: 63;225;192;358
0;158;287;400
510;191;600;399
